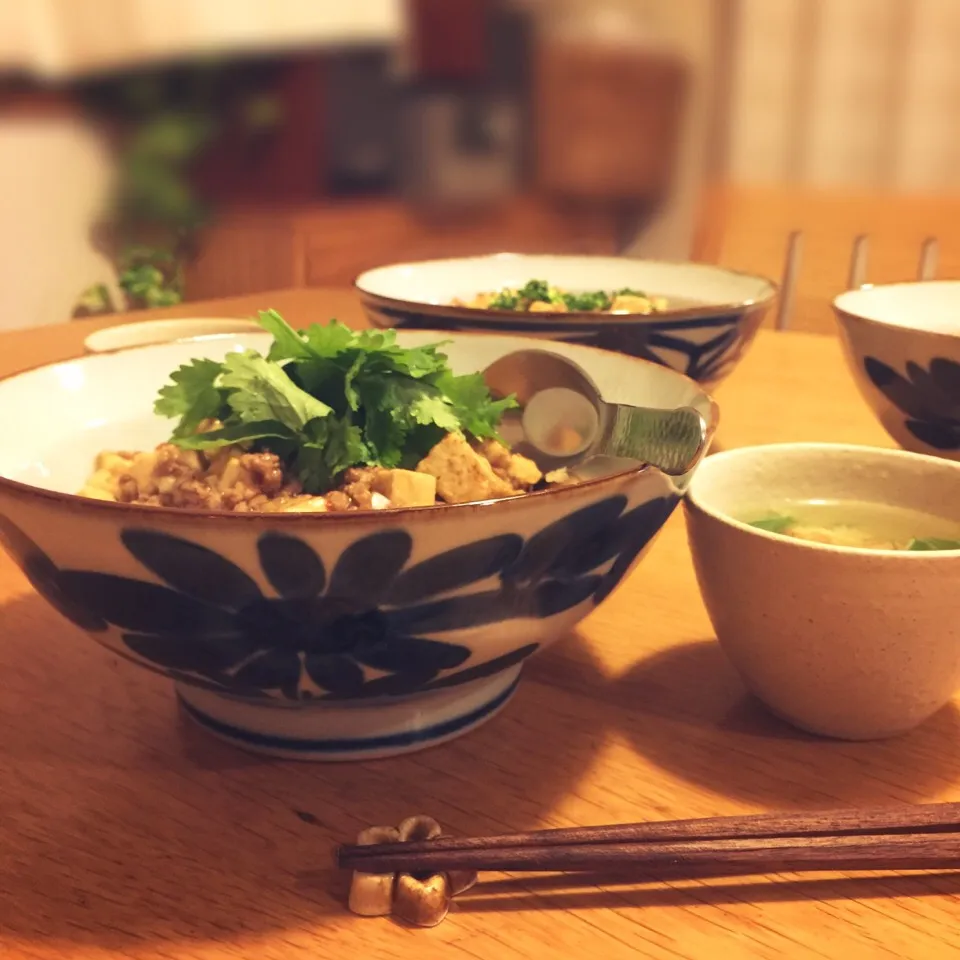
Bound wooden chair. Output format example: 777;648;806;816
693;184;960;334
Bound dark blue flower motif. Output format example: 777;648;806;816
373;304;745;385
591;318;743;385
0;514;107;632
0;492;679;702
865;356;960;451
682;327;742;384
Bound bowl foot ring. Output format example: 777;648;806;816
175;666;522;761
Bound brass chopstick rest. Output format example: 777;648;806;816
346;815;478;928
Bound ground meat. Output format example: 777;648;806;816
116;476;140;503
81;441;307;512
324;490;353;512
154;443;203;479
240;451;287;496
474;439;542;490
340;466;385;510
164;478;224;511
81;430;567;513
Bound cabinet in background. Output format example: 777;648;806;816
184;195;620;299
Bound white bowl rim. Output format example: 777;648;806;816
84;317;263;354
833;280;960;343
686;441;960;556
0;329;720;525
355;252;778;322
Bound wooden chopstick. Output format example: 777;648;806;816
339;831;960;875
337;802;960;874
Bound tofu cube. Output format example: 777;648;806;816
372;469;437;508
416;433;516;504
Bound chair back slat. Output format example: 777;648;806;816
694;185;960;332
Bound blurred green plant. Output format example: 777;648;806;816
73;60;282;316
117;246;185;308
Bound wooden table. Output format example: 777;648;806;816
5;290;959;960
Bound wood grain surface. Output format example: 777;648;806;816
5;290;960;960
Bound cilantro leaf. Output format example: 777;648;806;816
258;309;315;362
342;350;367;412
300;318;357;358
372;377;460;432
562;290;612;312
355;375;459;466
362;405;408;468
489;289;520;310
435;371;518;440
408;391;460;431
517;279;551;303
154;357;227;437
220;350;332;430
382;342;450;379
295;415;369;493
156;311;520;497
173;419;297;450
340;328;450;380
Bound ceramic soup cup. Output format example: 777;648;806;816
685;442;960;740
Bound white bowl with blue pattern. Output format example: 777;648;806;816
356;253;776;388
834;281;960;460
0;331;718;760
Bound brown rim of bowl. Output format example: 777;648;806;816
0;327;720;525
354;255;779;324
833;281;960;347
685;442;960;556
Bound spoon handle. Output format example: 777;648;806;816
604;405;708;476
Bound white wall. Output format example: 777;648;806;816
0;118;117;331
0;0;404;78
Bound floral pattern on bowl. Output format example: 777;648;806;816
864;356;960;451
365;306;753;388
0;493;678;704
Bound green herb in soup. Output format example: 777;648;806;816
904;537;960;551
748;514;794;534
79;312;578;513
744;500;960;551
453;278;668;315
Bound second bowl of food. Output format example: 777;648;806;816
686;443;960;740
356;253;776;388
0;312;717;760
84;317;264;354
834;280;960;459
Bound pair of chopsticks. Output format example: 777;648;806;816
337;802;960;876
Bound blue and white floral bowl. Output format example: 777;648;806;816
356;254;776;389
0;331;718;760
835;281;960;460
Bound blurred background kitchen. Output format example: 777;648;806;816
2;0;960;335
